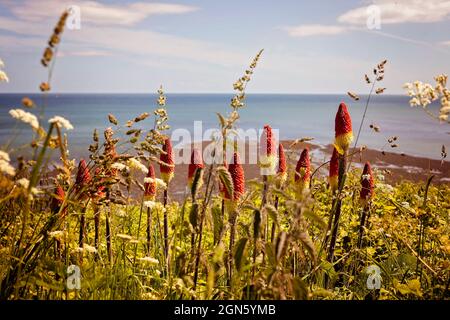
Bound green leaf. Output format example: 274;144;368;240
275;231;288;263
212;205;224;244
216;113;226;128
217;166;233;199
189;203;199;229
299;230;317;265
264;204;278;227
253;209;262;241
191;168;203;199
293;277;309;300
234;238;248;272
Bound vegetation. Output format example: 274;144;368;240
0;11;449;300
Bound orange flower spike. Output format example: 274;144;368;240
188;148;204;187
229;152;245;201
75;159;91;199
328;148;339;192
259;124;277;172
144;163;157;201
295;147;311;194
360;162;375;205
51;185;65;214
160;138;175;184
277;143;287;185
334;102;354;154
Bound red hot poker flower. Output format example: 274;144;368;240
188;148;204;184
334;102;354;155
51;185;65;215
360;162;375;205
259;124;277;171
75;159;91;199
160;138;175;184
295;148;311;194
329;148;339;192
277;143;287;185
144;163;157;200
229;152;245;201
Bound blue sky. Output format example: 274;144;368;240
0;0;449;93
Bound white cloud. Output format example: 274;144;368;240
338;0;450;25
0;7;248;68
3;0;198;26
282;24;348;37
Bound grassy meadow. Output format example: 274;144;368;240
0;11;449;301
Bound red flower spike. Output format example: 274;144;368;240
334;102;354;154
188;148;204;182
160;138;174;184
295;148;311;183
277;143;287;174
259;124;277;171
93;167;105;199
229;152;245;201
360;162;375;204
75;159;91;199
51;185;65;214
261;125;276;156
144;163;157;200
329;148;339;191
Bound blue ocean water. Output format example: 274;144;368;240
0;93;448;159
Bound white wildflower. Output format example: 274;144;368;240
47;230;66;240
0;150;15;176
9;109;39;130
0;71;8;83
401;201;411;209
83;244;98;253
116;234;133;241
138;257;159;265
128;158;148;174
16;178;30;189
111;163;127;171
0;150;10;162
155;270;161;276
143;177;167;189
48;116;74;130
143;200;157;209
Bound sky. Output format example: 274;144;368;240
0;0;450;94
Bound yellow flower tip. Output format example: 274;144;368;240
277;172;288;187
295;180;309;198
334;132;354;155
144;195;156;202
259;154;277;170
329;175;338;192
161;172;174;185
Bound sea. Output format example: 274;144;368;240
0;93;448;160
